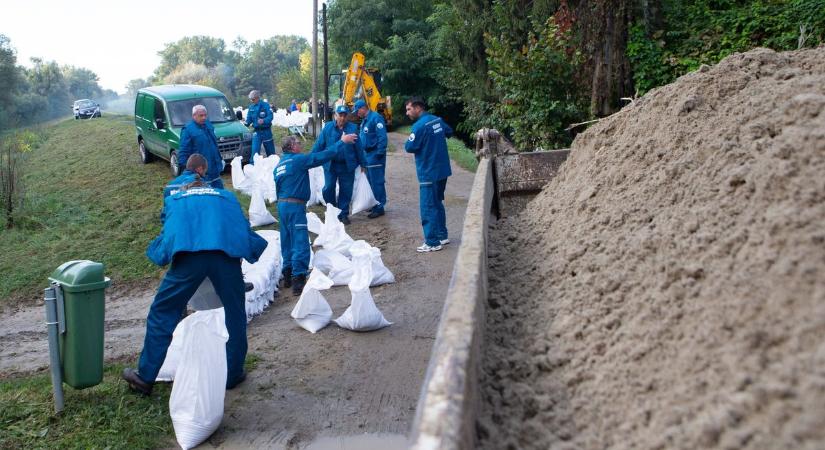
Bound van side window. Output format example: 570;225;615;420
153;99;165;122
135;94;144;116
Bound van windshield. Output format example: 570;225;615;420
168;97;235;127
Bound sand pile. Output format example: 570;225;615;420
479;47;825;449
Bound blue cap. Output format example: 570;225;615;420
335;104;349;115
352;99;367;112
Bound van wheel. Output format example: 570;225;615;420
139;139;153;163
170;151;181;176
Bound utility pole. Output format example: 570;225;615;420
312;0;319;137
323;2;329;122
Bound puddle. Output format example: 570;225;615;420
304;433;408;450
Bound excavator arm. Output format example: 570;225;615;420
339;52;393;127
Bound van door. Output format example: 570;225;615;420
135;93;152;147
151;98;171;159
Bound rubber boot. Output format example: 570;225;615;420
292;274;307;296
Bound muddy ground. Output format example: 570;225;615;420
0;132;475;449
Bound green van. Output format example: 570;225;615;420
135;84;251;176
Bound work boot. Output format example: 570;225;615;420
226;372;247;390
292;274;307;296
340;216;351;225
281;268;292;288
367;209;385;219
122;368;153;396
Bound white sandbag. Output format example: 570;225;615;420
306;212;323;235
242;230;282;321
290;269;334;333
314;204;355;255
248;187;276;227
313;248;354;286
155;319;184;382
334;243;392;331
348;241;395;286
169;308;228;450
230;156;254;195
350;169;378;215
306;166;327;206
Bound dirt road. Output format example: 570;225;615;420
0;132;475;448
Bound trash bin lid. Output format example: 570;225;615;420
48;260;111;292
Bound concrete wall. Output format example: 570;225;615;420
409;157;494;450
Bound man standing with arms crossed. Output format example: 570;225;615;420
275;134;354;294
179;104;224;188
404;96;453;253
244;90;275;163
353;99;388;218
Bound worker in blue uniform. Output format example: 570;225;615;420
275;134;354;294
353;99;388;218
404;96;453;253
179;104;224;188
311;104;366;225
244;90;275;164
121;163;268;395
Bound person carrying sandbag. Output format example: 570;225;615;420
122;162;268;395
276;134;355;294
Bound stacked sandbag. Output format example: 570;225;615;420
242;230;282;321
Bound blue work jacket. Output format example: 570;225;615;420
275;147;341;201
359;110;388;155
147;187;268;267
311;121;366;173
179;120;222;183
404;112;453;182
245;101;273;131
163;170;198;198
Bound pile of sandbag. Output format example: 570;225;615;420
272;109;312;128
291;204;394;333
242;230;282;321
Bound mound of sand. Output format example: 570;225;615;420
479;47;825;449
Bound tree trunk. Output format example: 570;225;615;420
576;0;636;117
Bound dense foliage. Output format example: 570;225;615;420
0;35;117;129
628;0;825;95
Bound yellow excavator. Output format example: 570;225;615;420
328;52;392;127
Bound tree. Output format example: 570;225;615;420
63;66;102;100
0;35;20;128
276;49;312;104
125;78;151;97
234;35;309;106
155;36;228;80
25;58;71;121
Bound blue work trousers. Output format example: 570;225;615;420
419;178;448;246
365;152;386;212
322;165;355;220
278;201;311;277
137;250;247;387
250;129;275;164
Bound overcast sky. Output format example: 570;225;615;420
1;0;316;94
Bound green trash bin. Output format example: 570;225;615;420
49;260;111;389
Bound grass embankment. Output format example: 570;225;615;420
0;117;311;305
393;124;478;173
0;355;261;449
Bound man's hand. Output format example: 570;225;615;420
341;133;358;144
257;118;264;125
361;166;366;173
